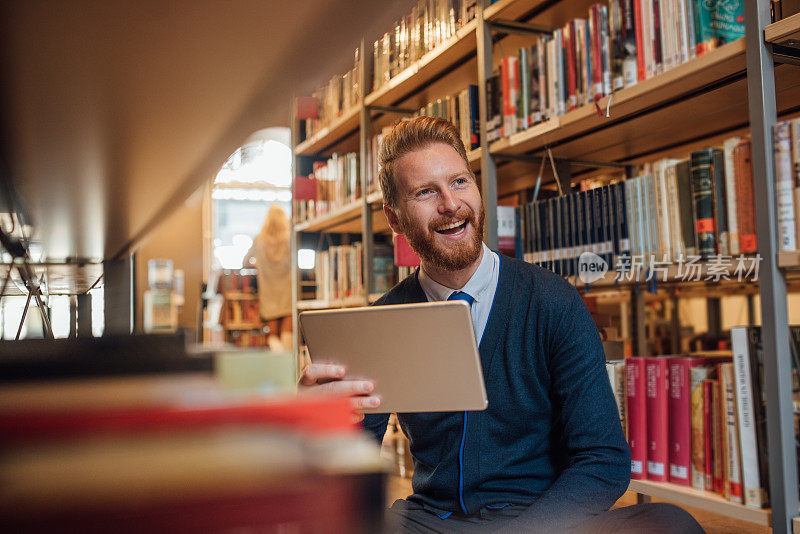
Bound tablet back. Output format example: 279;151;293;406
299;301;488;413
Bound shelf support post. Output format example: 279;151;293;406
359;38;374;305
744;2;797;532
477;2;498;250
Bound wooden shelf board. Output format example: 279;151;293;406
794;515;800;533
224;322;263;330
364;18;478;108
294;200;363;233
779;251;800;269
629;480;771;526
490;40;747;159
295;105;361;156
765;12;800;47
484;0;541;22
366;190;383;205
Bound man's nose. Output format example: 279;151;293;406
437;189;458;214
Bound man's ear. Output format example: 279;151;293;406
383;204;404;235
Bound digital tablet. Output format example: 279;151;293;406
299;301;488;413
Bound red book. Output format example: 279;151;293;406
626;358;647;480
645;357;669;482
393;234;421;267
703;379;714;491
667;356;708;486
590;5;604;101
633;0;646;82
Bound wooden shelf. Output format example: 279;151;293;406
224;292;258;300
294;199;364;233
297;295;367;311
629;480;771;526
366;190;383;205
368;293;384;304
365;18;478;108
765;12;800;48
467;148;481;171
490;40;748;161
224;322;263;330
778;250;800;269
295;105;361;156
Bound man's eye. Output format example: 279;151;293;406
417;188;433;196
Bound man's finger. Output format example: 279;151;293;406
299;363;346;385
350;395;381;411
314;379;374;397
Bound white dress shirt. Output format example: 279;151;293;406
418;242;500;344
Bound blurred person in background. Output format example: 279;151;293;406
244;204;292;350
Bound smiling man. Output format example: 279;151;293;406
300;117;704;533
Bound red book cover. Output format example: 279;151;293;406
703;379;714;491
393;234;421;267
590;5;604;101
652;0;662;73
633;0;646;82
667;356;708;486
645;357;669;482
626;358;647;480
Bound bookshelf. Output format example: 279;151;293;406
628;480;772;526
290;2;800;531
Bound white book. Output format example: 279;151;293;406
791;118;800;247
720;362;744;504
731;327;767;508
654;161;671;260
666;162;685;259
774;121;798;251
555;29;565;117
724;137;742;255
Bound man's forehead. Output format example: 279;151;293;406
395;144;470;184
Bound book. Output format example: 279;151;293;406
690;365;714;489
731;326;769;507
723;137;741;254
646;356;670;481
719;361;744;503
791;118;800;247
606;360;627;432
668;356;709;486
693;0;746;56
734;139;758;253
690;148;719;259
627;357;648;479
774;119;798;251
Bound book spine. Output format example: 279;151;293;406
791;118;800;247
623;0;639;87
627;358;648;479
723;137;741;255
610;0;626;91
668;357;691;485
690;365;711;489
646;358;669;482
711;378;724;493
731;326;767;507
690;149;717;259
703;379;714;490
720;362;744;503
775;120;797;251
712;148;729;255
518;47;529;131
676;160;698;256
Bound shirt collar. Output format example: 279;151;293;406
418;242;496;303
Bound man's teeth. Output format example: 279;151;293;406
436;219;465;231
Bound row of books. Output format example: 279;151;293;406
368;124;398;197
521;138;757;277
295;152;360;224
607;326;800;508
222;299;261;328
414;85;481;152
773;118;800;253
226;329;270;348
315;243;364;303
216;270;259;295
372;0;477;93
300;48;362;142
488;0;745;140
0;346;382;530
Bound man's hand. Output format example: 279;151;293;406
298;363;381;422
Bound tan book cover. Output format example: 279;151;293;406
690;366;713;490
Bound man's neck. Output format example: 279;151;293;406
420;246;484;290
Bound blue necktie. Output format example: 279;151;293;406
448;291;474;305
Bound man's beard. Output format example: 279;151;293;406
399;204;485;271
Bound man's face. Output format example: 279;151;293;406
385;142;484;271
